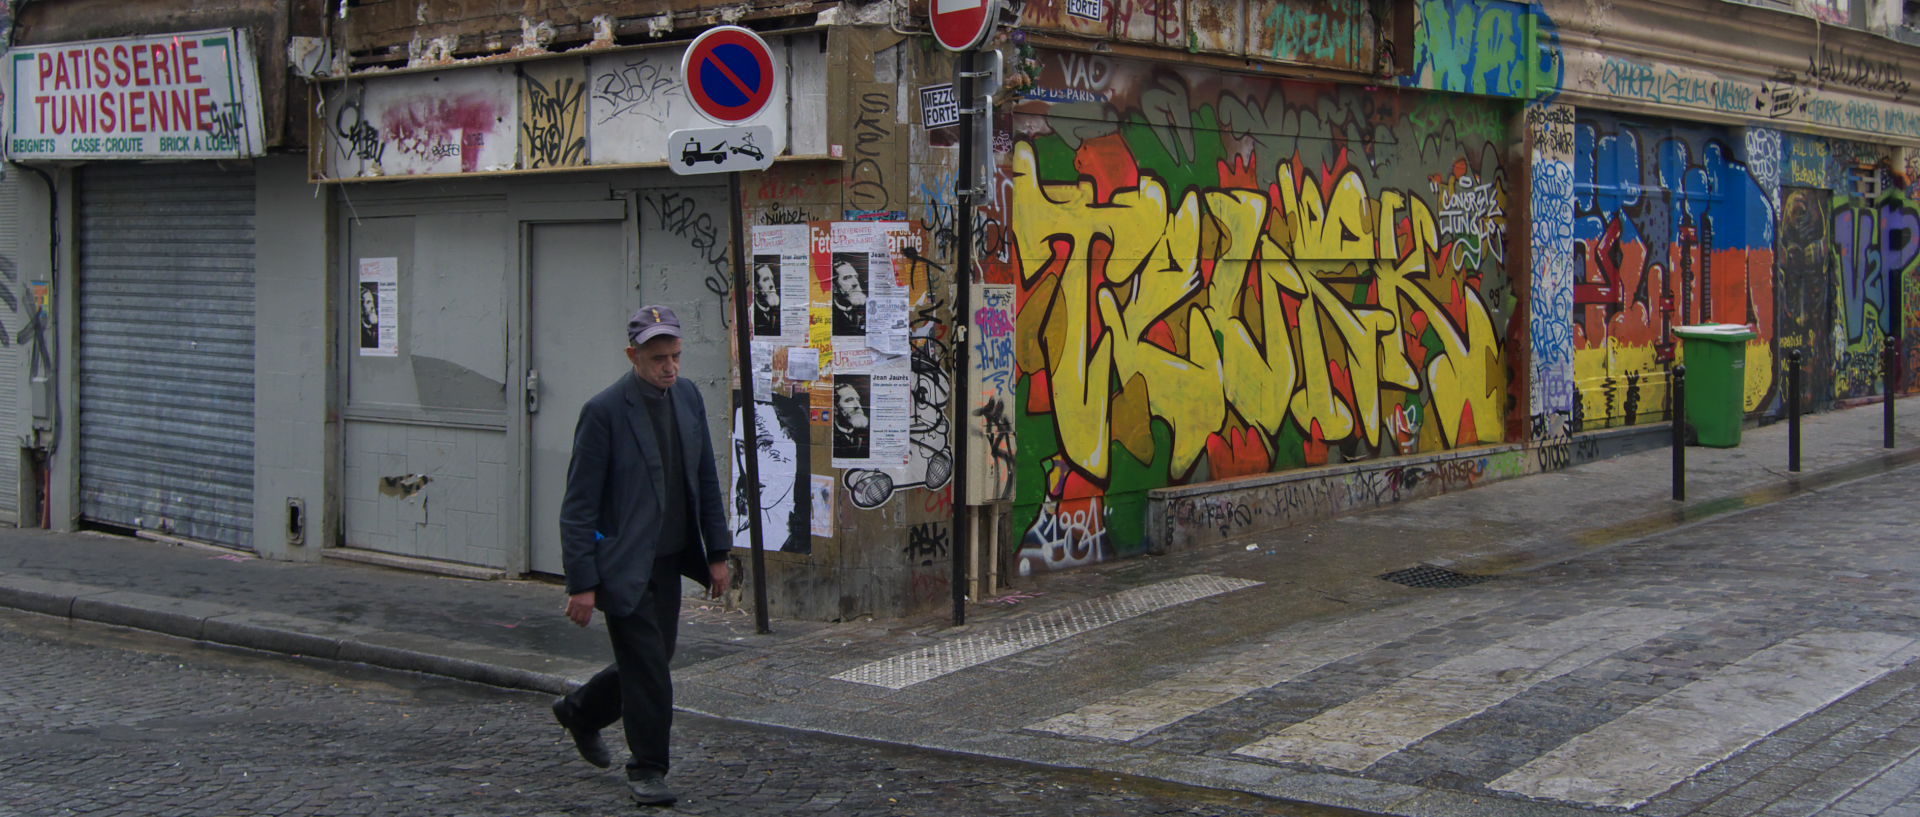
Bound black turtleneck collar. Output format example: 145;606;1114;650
633;372;669;401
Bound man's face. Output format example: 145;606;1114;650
361;288;378;326
834;383;868;429
754;265;778;306
626;336;683;390
834;261;866;306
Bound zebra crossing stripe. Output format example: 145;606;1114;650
1026;595;1506;741
1232;606;1702;771
830;574;1262;690
1490;628;1920;809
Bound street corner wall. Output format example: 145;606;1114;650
726;28;975;620
1002;48;1524;577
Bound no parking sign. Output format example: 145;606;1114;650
680;26;778;124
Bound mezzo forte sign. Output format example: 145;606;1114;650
6;29;265;160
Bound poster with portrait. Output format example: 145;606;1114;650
828;250;869;339
357;257;399;357
829;373;872;462
830;349;911;470
827;222;907;353
749;225;810;343
731;391;811;554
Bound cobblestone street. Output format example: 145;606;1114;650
674;463;1920;817
8;406;1920;817
0;610;1341;817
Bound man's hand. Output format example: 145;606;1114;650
708;560;731;600
565;590;596;627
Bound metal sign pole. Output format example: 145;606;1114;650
950;47;979;627
728;170;772;634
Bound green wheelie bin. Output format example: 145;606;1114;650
1674;323;1757;447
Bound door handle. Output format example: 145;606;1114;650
526;368;540;414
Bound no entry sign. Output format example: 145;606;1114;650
680;26;777;124
931;0;1003;52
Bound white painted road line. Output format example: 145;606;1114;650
830;574;1263;690
1491;628;1920;809
1233;606;1702;771
1026;595;1506;741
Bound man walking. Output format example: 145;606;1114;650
550;305;731;806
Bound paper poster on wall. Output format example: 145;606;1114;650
786;347;820;382
809;474;835;538
732;392;811;554
828;249;870;340
828;222;907;352
831;349;911;470
357;257;400;357
830;372;872;463
867;296;910;356
750;340;779;400
750;225;810;343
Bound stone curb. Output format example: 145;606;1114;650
0;576;579;697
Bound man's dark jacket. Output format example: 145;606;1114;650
559;373;729;618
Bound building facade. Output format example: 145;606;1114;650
3;0;1916;620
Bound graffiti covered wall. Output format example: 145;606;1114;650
1005;51;1520;576
1832;185;1919;401
1780;133;1920;402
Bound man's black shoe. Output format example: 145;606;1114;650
551;698;612;768
627;774;677;806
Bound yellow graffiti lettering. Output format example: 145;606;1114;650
1208;190;1298;437
1013;141;1507;482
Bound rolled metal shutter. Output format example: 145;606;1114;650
77;163;254;548
0;176;24;525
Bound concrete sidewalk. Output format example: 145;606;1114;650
3;398;1917;817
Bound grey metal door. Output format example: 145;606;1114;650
0;175;26;525
77;163;255;548
528;220;629;575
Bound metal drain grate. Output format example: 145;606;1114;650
1378;565;1495;589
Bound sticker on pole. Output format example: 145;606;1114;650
920;83;959;128
931;0;1003;52
680;26;778;124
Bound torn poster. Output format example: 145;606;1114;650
809;474;835;538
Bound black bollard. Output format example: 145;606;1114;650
1886;336;1898;450
1672;365;1687;502
1787;349;1802;472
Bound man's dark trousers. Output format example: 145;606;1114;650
560;555;682;776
